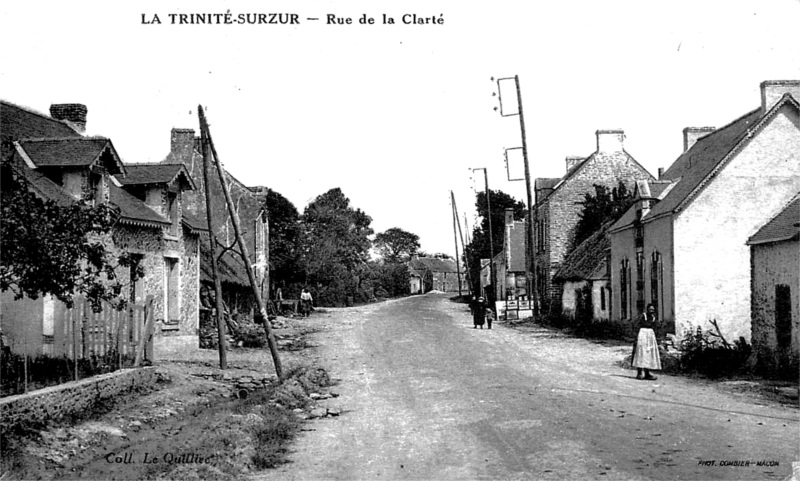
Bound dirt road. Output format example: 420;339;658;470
254;293;799;481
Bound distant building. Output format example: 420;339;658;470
493;209;533;320
533;130;653;311
609;81;800;342
407;257;462;293
747;195;799;375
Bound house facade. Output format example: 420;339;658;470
162;128;269;315
0;101;203;358
493;209;533;320
533;130;653;312
553;226;612;322
407;257;462;293
747;195;799;375
608;81;800;342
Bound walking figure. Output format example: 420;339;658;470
472;296;487;329
632;304;661;380
300;288;314;318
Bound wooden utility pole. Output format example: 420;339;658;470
450;191;463;297
513;75;537;315
198;106;284;380
200;121;228;369
471;167;494;302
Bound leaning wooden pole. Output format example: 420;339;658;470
200;123;228;369
453;196;472;297
450;191;463;297
198;105;284;380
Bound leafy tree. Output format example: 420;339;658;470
264;188;303;287
300;188;373;302
572;181;633;250
0;162;141;311
464;189;526;297
374;227;420;263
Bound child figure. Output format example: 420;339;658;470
486;307;495;329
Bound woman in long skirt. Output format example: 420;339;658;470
632;304;661;380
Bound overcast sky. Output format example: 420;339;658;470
2;0;800;255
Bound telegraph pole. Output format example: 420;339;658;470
471;167;494;302
496;75;537;314
450;191;463;297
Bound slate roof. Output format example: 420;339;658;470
747;196;800;245
408;257;458;273
0;100;81;142
15;138;126;176
109;184;170;227
535;178;560;190
199;240;250;285
553;225;610;282
9;158;75;207
119;163;196;190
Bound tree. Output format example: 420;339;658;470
572;181;633;250
0;162;141;311
374;227;420;263
263;188;303;287
464;189;525;296
300;188;373;302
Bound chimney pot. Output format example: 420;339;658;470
683;127;715;152
596;129;625;153
760;80;800;112
657;167;664;179
50;104;87;133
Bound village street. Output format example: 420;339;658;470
256;293;799;481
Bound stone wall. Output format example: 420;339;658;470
0;367;158;433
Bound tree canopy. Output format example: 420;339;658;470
572;181;633;250
0;162;141;311
374;227;420;263
264;188;303;287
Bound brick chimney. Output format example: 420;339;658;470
171;128;196;163
50;104;87;133
761;80;800;112
596;129;624;153
683;127;715;152
565;156;584;172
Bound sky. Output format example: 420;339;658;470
2;0;800;256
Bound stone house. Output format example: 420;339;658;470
161;128;269;315
553;225;612;322
747;195;799;375
0;101;204;358
608;81;800;343
407;257;462;293
533;130;653;311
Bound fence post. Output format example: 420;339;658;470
134;296;155;367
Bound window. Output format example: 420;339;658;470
620;260;629;319
776;284;792;351
164;257;180;323
636;251;645;316
166;192;179;236
600;286;606;311
650;251;660;316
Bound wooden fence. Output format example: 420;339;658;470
53;295;155;368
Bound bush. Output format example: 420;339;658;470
678;325;751;378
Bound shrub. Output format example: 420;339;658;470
678;325;751;378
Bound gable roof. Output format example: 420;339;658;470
0;100;81;142
408;257;458;273
747;195;800;245
109;184;170;228
118;163;196;190
553;225;610;282
534;150;651;206
610;180;677;232
15;138;126;176
646;94;800;221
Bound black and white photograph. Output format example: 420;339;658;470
1;1;798;480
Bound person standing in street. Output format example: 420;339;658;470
300;288;314;318
472;296;486;329
632;304;661;380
